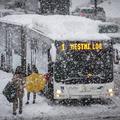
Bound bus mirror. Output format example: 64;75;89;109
50;43;56;62
114;49;119;64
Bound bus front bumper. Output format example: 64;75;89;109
54;89;117;100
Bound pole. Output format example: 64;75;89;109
94;0;97;16
21;26;26;76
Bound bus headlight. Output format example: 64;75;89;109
108;89;114;97
56;89;62;95
55;89;62;98
108;89;113;93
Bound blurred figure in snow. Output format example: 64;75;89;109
26;64;38;104
12;66;25;115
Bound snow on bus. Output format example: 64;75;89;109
30;15;117;100
32;15;108;41
0;15;118;101
0;14;52;73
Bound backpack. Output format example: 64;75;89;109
3;81;17;103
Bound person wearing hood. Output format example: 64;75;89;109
12;66;25;115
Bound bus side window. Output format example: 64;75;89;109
48;49;53;75
114;49;119;64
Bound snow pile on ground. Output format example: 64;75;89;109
100;0;120;18
0;70;120;119
0;70;13;117
0;70;52;119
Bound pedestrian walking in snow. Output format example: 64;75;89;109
12;66;25;115
26;64;38;104
27;63;32;76
0;53;5;70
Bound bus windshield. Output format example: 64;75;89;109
54;41;113;84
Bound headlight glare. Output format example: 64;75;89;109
56;89;62;94
108;89;113;93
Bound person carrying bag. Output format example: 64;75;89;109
3;66;25;115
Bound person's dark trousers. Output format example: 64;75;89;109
19;97;23;114
27;92;30;101
26;92;36;104
13;98;18;115
13;97;23;115
33;92;36;103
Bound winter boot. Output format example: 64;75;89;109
26;101;29;104
13;112;17;115
19;110;22;114
33;100;35;104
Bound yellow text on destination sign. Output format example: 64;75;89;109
69;43;103;50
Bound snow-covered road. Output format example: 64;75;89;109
0;70;120;120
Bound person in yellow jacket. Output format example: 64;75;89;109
26;64;38;104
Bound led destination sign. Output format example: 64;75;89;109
61;42;103;51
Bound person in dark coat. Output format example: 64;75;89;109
26;64;38;104
12;66;25;115
0;54;5;70
27;63;32;75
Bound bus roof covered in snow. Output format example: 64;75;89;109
0;14;110;41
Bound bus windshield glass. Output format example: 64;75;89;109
54;40;113;84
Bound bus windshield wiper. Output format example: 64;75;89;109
61;77;82;82
60;74;104;83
